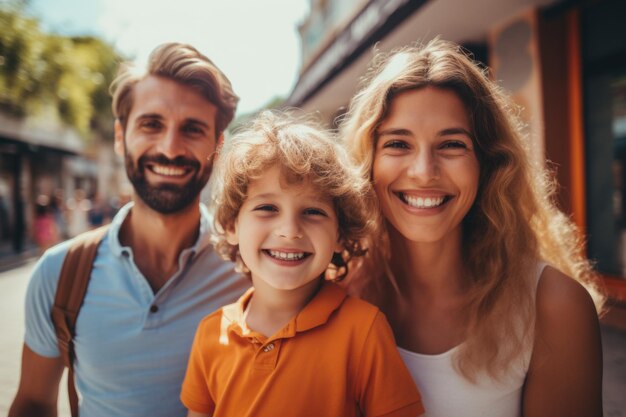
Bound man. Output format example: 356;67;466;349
9;43;249;417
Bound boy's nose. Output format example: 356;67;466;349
275;219;303;240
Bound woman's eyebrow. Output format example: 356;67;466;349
439;127;473;138
377;128;413;137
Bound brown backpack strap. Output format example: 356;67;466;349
51;225;109;417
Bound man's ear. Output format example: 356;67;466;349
114;120;124;156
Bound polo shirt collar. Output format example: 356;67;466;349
107;202;213;257
223;281;347;340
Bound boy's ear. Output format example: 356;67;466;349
114;120;124;156
334;236;344;253
225;224;239;246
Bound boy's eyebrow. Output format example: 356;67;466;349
247;192;334;208
247;192;278;201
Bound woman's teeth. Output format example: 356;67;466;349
403;194;446;209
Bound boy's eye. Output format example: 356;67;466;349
303;207;328;217
253;204;277;212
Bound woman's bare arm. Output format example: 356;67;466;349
523;266;603;417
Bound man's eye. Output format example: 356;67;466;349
184;124;205;135
141;120;162;130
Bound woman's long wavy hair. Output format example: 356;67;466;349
340;38;605;380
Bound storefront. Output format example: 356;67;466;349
288;0;626;316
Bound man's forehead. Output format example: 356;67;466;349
129;75;217;123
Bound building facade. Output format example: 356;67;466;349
0;111;124;262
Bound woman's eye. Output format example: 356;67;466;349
440;140;469;150
382;140;409;150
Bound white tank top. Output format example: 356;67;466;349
398;262;547;417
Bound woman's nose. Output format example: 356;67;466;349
406;150;440;182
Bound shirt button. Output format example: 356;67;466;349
149;305;159;313
263;343;275;352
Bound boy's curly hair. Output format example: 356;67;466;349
209;110;378;281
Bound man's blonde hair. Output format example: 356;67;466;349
210;110;377;280
111;42;238;136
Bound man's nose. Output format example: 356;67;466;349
157;128;186;159
406;150;440;182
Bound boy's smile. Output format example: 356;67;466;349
227;165;343;292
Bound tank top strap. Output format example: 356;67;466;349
534;260;548;292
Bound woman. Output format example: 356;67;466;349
341;39;605;417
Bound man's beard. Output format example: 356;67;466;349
124;150;212;215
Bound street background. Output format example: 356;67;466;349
0;259;625;417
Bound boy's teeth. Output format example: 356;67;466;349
152;164;186;176
268;250;305;260
403;194;445;209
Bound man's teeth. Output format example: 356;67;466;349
403;194;446;209
268;250;306;261
151;165;187;176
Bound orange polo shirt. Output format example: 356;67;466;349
181;281;424;417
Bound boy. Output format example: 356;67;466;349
181;111;424;417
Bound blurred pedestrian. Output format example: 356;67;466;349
33;195;58;252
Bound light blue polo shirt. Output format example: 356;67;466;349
24;203;249;417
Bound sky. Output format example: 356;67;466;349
27;0;310;116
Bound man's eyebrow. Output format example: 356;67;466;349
135;113;163;122
184;118;211;129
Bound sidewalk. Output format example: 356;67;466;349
0;243;39;273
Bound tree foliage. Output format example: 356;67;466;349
0;3;122;140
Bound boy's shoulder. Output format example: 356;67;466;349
341;292;381;316
198;298;239;324
195;290;250;337
326;284;384;329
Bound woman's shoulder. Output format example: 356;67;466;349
524;268;603;416
531;264;601;369
535;265;598;325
